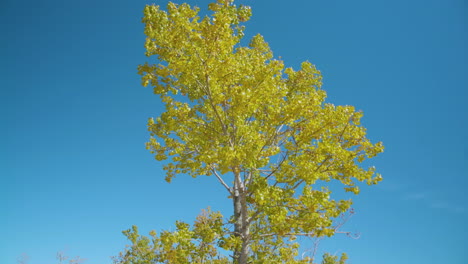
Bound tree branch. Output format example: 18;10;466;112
259;232;317;238
211;168;232;195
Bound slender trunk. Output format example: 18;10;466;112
233;170;249;264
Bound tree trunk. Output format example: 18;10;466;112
233;170;249;264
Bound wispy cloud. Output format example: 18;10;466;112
402;192;426;200
376;179;466;214
400;191;466;214
376;181;405;192
430;201;466;214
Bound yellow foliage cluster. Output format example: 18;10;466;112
117;0;384;263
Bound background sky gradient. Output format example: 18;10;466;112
2;0;467;263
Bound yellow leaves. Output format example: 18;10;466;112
117;209;230;263
285;62;323;96
344;186;360;194
137;1;383;261
237;5;252;22
249;34;272;58
208;2;221;11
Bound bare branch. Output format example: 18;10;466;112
259;232;317;238
332;209;360;239
211;168;232;195
335;231;361;239
244;170;254;188
266;150;289;181
301;236;324;262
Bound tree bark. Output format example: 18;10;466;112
233;169;249;264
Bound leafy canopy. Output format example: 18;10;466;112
115;0;384;263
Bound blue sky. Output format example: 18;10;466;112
2;0;467;263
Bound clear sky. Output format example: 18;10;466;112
2;0;467;263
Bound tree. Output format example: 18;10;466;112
321;253;348;264
16;251;86;264
114;0;383;263
17;253;29;264
56;250;87;264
